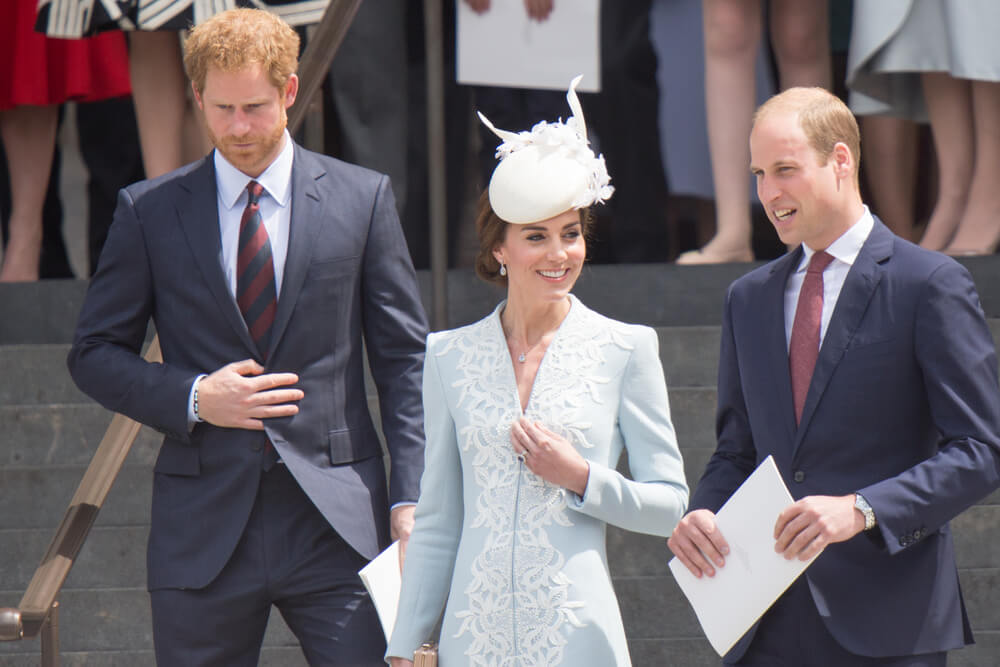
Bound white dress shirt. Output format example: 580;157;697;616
214;131;294;298
784;207;875;349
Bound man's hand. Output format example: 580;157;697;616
196;359;303;429
391;504;416;570
389;659;414;667
773;494;865;561
667;509;730;578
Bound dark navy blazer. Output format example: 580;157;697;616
690;219;1000;660
68;144;428;591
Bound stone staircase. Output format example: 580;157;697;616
2;258;999;665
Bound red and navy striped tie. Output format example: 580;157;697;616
236;181;277;359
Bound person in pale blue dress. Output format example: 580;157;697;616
848;0;1000;254
386;77;689;666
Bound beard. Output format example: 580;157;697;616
207;106;287;177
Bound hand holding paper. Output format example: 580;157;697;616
667;456;820;656
667;508;730;578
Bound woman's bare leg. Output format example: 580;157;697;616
919;72;973;251
0;105;58;282
943;79;1000;255
678;0;760;264
769;0;832;90
859;115;918;240
130;31;210;178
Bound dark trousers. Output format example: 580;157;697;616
150;464;384;666
735;579;946;667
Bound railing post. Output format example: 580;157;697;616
0;607;22;641
39;602;59;667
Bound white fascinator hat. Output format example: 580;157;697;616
478;75;614;225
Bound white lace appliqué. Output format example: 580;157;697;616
437;303;634;666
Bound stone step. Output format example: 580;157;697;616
0;465;152;531
0;345;86;406
0;404;161;467
3;257;998;344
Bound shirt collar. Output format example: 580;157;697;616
797;206;874;271
214;129;294;209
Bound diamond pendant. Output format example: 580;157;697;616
518;353;526;363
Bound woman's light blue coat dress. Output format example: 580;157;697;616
387;296;689;666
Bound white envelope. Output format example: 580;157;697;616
359;540;401;642
669;456;818;656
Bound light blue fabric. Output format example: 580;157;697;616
847;0;1000;120
387;296;688;666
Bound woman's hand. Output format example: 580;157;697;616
510;418;590;495
390;658;414;667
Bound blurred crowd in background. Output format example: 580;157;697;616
2;0;998;283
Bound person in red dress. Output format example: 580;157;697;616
0;0;130;281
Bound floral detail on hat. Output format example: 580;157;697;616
478;75;614;210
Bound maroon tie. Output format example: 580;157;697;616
789;250;834;424
236;181;277;359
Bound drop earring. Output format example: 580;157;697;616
499;263;507;276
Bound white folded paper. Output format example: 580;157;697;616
359;541;401;642
457;0;601;92
668;456;818;656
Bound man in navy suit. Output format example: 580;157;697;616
67;9;427;666
668;87;1000;665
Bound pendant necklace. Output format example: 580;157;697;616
513;335;548;363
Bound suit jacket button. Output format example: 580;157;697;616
793;470;806;483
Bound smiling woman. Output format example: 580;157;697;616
385;77;690;667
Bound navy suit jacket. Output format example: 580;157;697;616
68;144;428;591
690;219;1000;659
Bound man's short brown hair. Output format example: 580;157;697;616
753;87;861;179
183;8;299;93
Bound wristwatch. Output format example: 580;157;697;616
854;493;877;531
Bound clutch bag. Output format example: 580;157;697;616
413;642;438;667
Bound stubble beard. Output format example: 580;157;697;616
208;107;287;176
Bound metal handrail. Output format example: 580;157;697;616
0;0;366;662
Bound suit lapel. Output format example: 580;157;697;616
175;155;259;355
763;250;803;449
793;219;894;452
268;144;325;358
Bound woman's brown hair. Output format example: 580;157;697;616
473;190;592;287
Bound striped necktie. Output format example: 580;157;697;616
236;181;277;359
